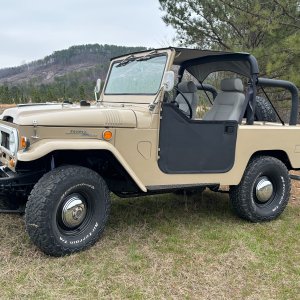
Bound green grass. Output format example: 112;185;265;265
0;190;300;299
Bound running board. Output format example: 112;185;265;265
0;207;25;214
0;198;25;214
290;174;300;181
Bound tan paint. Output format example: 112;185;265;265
1;47;299;193
137;141;152;160
17;139;147;192
13;120;300;191
294;145;300;153
3;105;137;127
114;124;300;187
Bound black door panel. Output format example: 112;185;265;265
158;104;238;174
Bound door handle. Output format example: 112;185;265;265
224;125;235;134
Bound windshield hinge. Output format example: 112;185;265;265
32;120;39;139
149;86;164;112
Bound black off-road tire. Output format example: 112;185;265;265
25;165;110;256
254;96;277;122
229;156;291;222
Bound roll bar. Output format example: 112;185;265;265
196;83;218;99
257;78;299;125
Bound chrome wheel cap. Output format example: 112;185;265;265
255;177;273;203
61;195;87;228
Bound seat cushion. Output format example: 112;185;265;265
203;78;245;121
203;92;245;121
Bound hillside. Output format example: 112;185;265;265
0;44;146;103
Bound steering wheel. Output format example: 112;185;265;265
172;87;193;119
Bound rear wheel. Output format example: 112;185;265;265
229;156;290;222
25;165;110;256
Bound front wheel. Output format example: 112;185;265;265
25;165;110;256
229;156;291;222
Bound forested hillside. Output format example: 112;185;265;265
0;44;146;103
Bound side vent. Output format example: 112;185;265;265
104;110;122;126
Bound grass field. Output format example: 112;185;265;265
0;183;300;299
0;105;299;298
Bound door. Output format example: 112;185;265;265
158;104;238;174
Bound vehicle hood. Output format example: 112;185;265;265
0;104;137;127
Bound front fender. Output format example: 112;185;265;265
17;139;147;192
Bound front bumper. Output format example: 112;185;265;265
0;165;44;192
0;165;45;212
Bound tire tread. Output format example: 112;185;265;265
25;166;110;256
229;156;291;222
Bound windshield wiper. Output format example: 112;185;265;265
136;50;159;62
116;50;161;67
116;54;135;68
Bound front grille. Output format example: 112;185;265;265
1;132;9;149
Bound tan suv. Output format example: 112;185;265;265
0;47;299;256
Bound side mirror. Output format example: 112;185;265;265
163;71;175;92
94;78;102;101
94;78;102;93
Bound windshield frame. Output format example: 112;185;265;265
103;54;168;96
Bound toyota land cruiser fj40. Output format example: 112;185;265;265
0;47;299;256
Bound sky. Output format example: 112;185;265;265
0;0;176;69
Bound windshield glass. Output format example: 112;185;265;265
105;55;167;95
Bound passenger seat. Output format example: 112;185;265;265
203;78;245;121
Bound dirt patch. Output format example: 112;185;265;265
0;104;15;114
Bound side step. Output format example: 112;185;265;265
290;174;300;181
0;207;25;214
0;197;25;214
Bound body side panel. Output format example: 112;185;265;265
114;125;300;186
14;125;300;189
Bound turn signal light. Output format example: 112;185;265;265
9;159;15;168
103;130;113;141
21;136;30;150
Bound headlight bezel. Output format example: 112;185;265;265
9;132;17;153
0;124;19;156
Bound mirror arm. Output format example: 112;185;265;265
94;89;98;102
94;79;102;102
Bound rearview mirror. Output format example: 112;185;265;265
163;71;175;92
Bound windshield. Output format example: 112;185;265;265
105;55;167;95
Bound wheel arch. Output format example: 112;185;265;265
17;139;147;193
249;150;292;170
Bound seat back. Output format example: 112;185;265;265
175;81;198;118
203;78;245;121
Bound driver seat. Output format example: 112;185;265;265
175;81;198;118
203;78;245;121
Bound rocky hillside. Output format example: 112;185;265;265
0;44;146;103
0;44;146;85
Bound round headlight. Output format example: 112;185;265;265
9;133;16;153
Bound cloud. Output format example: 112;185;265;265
0;0;175;68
